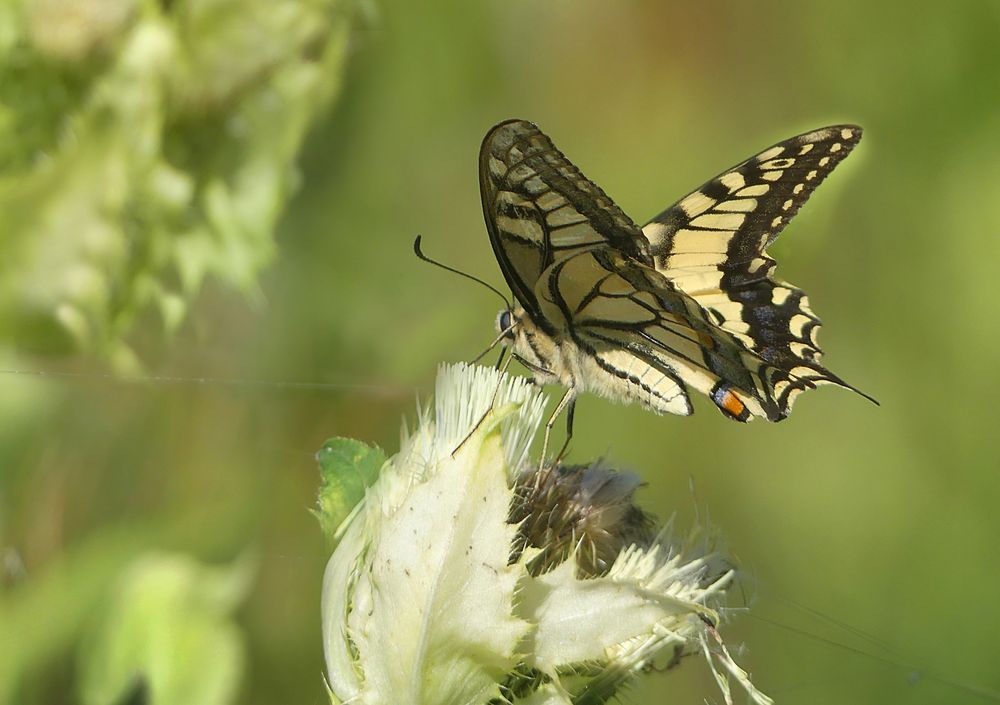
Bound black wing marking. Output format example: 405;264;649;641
642;125;862;276
639;125;874;416
480;119;651;327
541;247;789;421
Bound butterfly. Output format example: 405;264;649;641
480;119;876;460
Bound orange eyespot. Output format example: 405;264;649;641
720;390;746;418
711;382;751;422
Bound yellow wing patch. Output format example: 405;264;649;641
480;119;875;425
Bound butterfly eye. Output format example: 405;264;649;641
497;310;515;339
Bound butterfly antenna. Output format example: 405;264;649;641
413;235;511;311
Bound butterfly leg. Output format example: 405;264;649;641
552;397;576;466
539;388;576;471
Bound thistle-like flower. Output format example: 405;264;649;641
318;363;772;705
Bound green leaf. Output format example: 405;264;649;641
314;437;386;539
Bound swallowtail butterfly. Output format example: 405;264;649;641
481;119;876;456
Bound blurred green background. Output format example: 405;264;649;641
2;1;999;703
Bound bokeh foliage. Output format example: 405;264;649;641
0;0;354;368
2;1;999;704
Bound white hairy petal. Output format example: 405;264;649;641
520;555;705;671
350;430;528;703
322;363;545;704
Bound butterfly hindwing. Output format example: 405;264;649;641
538;248;781;420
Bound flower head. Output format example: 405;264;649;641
318;363;771;705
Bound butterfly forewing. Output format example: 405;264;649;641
642;125;862;273
480;119;652;325
639;125;868;415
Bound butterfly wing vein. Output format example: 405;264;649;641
480;119;871;422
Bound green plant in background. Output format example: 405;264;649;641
78;552;252;705
316;363;771;705
0;0;356;369
0;1;359;702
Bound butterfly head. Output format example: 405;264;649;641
494;306;561;385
